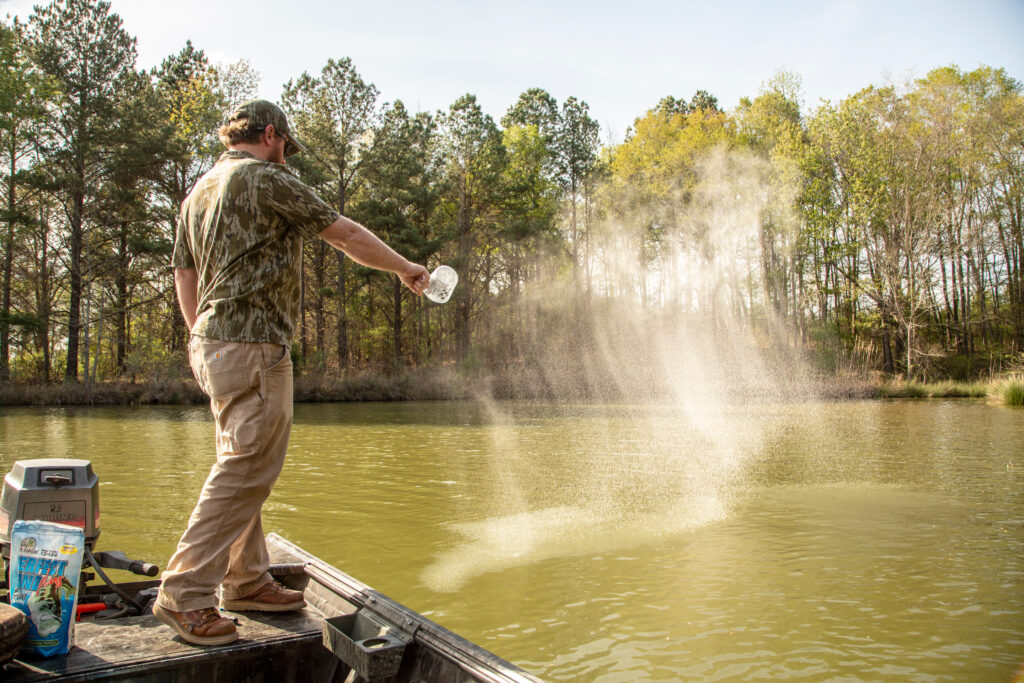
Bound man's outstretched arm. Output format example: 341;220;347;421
318;216;428;295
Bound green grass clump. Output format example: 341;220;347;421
879;379;991;399
878;381;927;398
903;382;928;398
1004;381;1024;407
930;381;989;398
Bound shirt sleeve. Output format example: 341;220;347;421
171;209;195;269
263;166;342;240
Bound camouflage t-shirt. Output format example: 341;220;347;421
172;150;340;346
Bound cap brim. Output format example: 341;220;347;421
282;132;309;157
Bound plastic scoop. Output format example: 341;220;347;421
424;265;458;304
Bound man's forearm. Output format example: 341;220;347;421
318;215;410;273
318;216;428;295
174;267;199;331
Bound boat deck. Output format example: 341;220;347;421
0;535;541;682
5;604;338;682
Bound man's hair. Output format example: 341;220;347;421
217;117;267;147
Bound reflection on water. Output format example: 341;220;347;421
0;399;1022;681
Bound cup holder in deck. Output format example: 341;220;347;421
360;637;392;649
322;610;412;680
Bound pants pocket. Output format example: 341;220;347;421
256;344;289;403
261;344;288;372
192;339;250;399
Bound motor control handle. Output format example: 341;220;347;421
129;560;159;577
91;550;160;577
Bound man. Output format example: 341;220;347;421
155;100;428;646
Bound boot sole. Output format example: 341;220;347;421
153;604;239;646
220;598;306;612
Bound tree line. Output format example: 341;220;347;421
0;0;1021;386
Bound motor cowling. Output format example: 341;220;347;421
0;459;100;559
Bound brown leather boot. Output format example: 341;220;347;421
153;604;239;646
221;580;306;612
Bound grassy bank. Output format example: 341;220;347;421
292;369;466;402
877;377;1024;405
877;380;990;399
0;378;207;406
0;369;469;407
0;372;1021;407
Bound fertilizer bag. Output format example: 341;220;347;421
9;520;84;656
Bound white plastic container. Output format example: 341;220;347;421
424;265;458;304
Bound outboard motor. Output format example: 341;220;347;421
0;459;101;559
0;459;159;615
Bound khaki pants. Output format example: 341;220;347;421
157;337;293;612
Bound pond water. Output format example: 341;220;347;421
0;399;1021;681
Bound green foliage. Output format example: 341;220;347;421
0;5;1021;393
1005;382;1024;407
0;20;59;380
281;56;381;368
933;382;988;399
155;41;220;162
501;88;559;141
0;310;43;332
553;96;599;196
500;124;559;238
651;90;720;120
690;89;720;113
880;380;991;399
281;56;380;208
613;102;731;196
356;101;439;261
26;0;141;382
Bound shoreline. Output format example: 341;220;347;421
0;373;1020;407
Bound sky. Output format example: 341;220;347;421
1;0;1022;142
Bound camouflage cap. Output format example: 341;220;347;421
228;99;309;157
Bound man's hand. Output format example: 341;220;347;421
400;263;430;296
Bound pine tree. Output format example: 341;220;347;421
282;57;380;370
0;21;54;380
27;0;138;381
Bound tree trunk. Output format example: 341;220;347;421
955;225;970;358
879;305;894;376
454;167;473;360
392;275;402;363
92;288;103;384
82;280;91;384
454;172;471;361
336;170;348;371
1;132;15;381
336;251;348;369
115;223;129;375
170;282;186;352
299;244;307;365
36;207;51;383
1012;194;1024;346
314;240;325;359
570;180;579;288
65;183;84;382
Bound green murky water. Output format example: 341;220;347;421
0;399;1021;681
